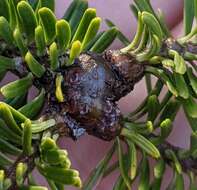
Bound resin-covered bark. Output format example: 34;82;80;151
45;50;145;140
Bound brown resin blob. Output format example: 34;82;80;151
47;50;144;141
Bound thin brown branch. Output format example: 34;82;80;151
157;140;197;175
6;146;39;190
